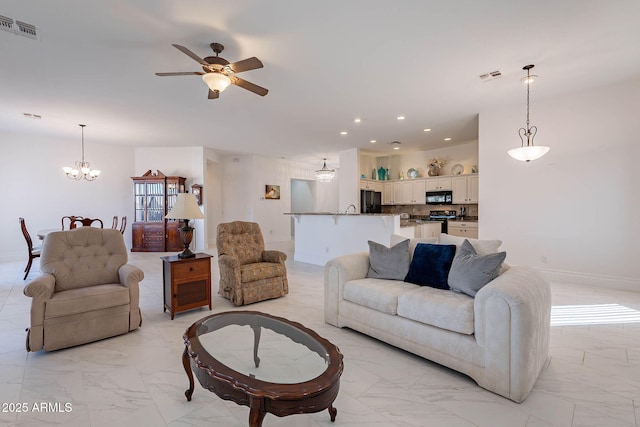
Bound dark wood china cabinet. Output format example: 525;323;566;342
131;170;186;252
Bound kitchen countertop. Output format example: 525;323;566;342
284;212;398;216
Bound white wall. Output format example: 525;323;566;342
220;155;339;243
0;130;133;262
479;78;640;289
338;148;359;212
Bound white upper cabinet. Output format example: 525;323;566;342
426;177;452;191
452;175;478;204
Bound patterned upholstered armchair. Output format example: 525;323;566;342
217;221;288;306
23;228;144;351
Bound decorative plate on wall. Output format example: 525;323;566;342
407;168;419;179
452;164;464;175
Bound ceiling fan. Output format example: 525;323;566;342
155;43;268;99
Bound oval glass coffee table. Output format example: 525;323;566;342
182;311;344;427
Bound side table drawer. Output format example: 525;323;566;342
173;259;210;279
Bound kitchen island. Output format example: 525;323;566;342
285;213;400;266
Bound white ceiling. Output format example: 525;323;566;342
1;1;639;167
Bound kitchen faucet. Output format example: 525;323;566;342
345;204;357;214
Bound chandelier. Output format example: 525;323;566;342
508;64;550;162
63;124;101;181
315;159;335;182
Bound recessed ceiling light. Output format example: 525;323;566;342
369;140;376;144
396;116;405;120
393;146;400;150
423;128;431;132
340;131;348;135
353;117;362;123
444;137;452;141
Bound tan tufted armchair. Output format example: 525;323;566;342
217;221;288;306
23;228;144;352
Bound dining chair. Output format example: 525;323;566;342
118;216;127;235
19;217;41;280
71;217;104;228
111;215;118;229
61;215;83;230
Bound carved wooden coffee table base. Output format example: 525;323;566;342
183;311;343;427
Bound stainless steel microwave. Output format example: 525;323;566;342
425;190;453;205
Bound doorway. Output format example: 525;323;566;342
290;179;316;237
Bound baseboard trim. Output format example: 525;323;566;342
538;268;639;292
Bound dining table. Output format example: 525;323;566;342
36;228;60;241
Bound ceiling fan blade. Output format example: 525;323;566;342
227;57;264;73
172;44;208;65
155;72;204;76
208;89;220;100
229;76;268;96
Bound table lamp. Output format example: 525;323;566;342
165;193;205;258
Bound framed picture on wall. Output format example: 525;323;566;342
265;185;280;200
191;184;203;205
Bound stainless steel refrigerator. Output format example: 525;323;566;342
360;190;382;213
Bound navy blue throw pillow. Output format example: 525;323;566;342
404;244;457;289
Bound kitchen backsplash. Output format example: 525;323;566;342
382;203;478;218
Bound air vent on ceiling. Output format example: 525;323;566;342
15;20;37;39
479;70;502;81
0;15;38;39
0;15;14;33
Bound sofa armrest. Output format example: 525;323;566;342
23;274;56;300
219;254;240;269
263;250;287;264
118;264;144;288
324;252;370;326
474;266;551;402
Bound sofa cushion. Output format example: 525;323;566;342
366;239;410;280
390;235;438;261
344;278;418;315
397;286;475;334
45;284;130;319
448;239;507;297
439;233;502;256
240;262;286;282
404;244;456;289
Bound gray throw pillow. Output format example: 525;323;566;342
367;239;410;280
448;239;507;297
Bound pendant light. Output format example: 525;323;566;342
315;159;335;182
508;64;550;162
63;124;101;181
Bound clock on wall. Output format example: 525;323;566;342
191;184;203;205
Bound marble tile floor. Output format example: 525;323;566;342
1;243;640;426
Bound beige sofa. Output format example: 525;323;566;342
24;228;144;352
324;237;551;403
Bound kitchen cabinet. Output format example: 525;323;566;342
418;222;441;239
383;182;394;205
426;177;452;191
400;179;426;204
452;175;479;204
360;179;383;192
447;221;478;239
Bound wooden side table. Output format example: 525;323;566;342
161;253;213;319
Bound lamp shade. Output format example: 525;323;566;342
165;193;205;220
202;73;231;92
507;145;550;162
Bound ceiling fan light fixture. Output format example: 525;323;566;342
202;72;231;92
